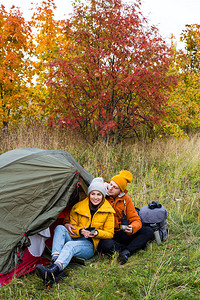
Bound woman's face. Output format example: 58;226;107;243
89;190;103;205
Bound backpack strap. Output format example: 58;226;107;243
124;199;126;215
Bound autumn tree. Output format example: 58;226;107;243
46;0;177;143
157;25;200;137
30;0;71;119
0;5;33;130
180;24;200;71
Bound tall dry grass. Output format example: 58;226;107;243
1;123;200;196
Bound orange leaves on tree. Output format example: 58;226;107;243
28;0;72;122
0;4;33;128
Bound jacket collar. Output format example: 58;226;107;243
74;197;115;214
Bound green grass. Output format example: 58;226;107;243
0;124;199;299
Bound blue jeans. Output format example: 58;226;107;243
52;225;94;269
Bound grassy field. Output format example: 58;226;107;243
0;125;199;299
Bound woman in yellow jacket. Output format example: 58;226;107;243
35;177;115;286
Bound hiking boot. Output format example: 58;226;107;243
118;249;131;265
35;263;62;287
54;270;66;283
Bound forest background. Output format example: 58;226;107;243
1;0;200;144
0;0;199;299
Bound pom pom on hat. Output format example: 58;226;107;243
111;170;133;192
88;177;106;198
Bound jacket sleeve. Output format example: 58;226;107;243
96;212;114;239
68;206;82;238
125;197;142;234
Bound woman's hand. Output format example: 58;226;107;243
64;223;77;235
81;227;98;238
81;227;91;238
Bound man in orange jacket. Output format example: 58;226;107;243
98;170;154;264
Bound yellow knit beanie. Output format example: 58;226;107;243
111;170;133;192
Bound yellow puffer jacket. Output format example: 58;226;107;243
69;197;115;252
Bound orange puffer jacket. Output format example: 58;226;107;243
106;192;142;234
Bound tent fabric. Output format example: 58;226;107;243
0;248;50;287
0;148;93;275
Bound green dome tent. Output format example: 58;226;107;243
0;148;93;277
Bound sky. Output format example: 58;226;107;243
1;0;200;49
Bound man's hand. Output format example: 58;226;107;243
64;223;77;235
124;225;133;234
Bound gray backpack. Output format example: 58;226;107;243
138;202;168;244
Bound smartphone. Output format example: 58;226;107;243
85;227;96;235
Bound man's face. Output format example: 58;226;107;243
108;180;121;198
